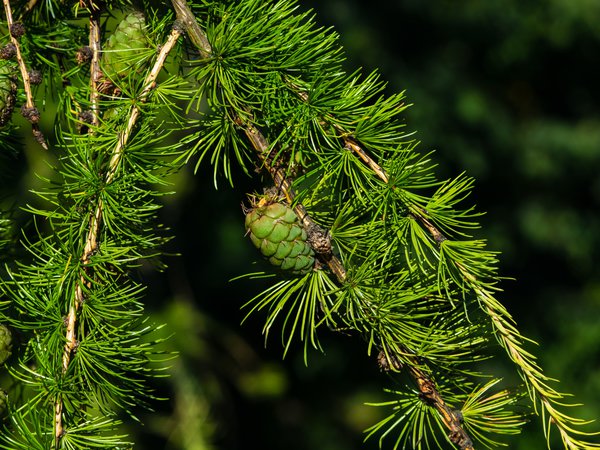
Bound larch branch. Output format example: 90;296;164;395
53;26;182;448
171;0;212;58
174;6;478;448
312;89;600;449
2;0;47;148
288;78;479;449
88;6;102;128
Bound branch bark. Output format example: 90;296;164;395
2;0;47;148
171;0;211;57
87;6;102;128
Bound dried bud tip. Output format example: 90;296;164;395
9;23;26;39
21;105;40;124
76;46;93;65
79;110;94;124
33;127;48;149
306;224;332;256
172;20;186;34
28;70;42;85
453;409;464;423
376;350;403;372
0;44;17;60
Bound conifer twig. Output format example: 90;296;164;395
173;3;477;447
17;0;38;18
408;365;475;450
87;4;102;128
171;0;211;58
342;133;390;183
2;0;47;149
333;121;600;450
53;26;182;448
235;112;476;449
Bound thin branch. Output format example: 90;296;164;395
341;134;390;183
17;0;38;18
377;349;475;448
286;78;390;184
171;0;211;58
88;7;102;128
2;0;47;149
409;365;475;450
53;26;182;448
320;100;600;449
53;12;105;437
2;0;32;108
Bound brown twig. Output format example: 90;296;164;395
341;134;390;183
17;0;38;18
53;26;182;448
288;80;479;449
87;6;102;128
376;345;475;450
171;0;211;58
408;364;474;449
2;0;47;148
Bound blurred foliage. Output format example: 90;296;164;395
2;0;599;449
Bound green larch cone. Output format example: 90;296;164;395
245;200;315;275
0;324;11;365
0;61;17;127
102;11;149;80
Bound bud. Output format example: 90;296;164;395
0;44;17;60
9;23;25;39
28;69;43;85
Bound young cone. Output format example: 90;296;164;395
102;11;149;80
245;197;315;275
